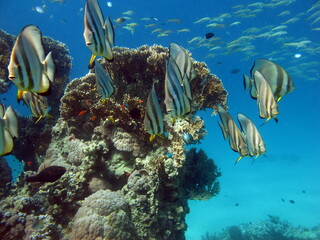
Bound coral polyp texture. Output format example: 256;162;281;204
0;44;225;240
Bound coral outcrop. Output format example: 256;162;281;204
201;216;320;240
0;44;225;240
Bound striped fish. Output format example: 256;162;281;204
0;104;19;156
245;59;295;101
144;83;164;141
164;56;191;121
21;91;53;123
84;0;115;68
7;25;55;98
254;70;279;123
217;106;248;164
94;60;115;98
169;43;196;100
237;113;266;158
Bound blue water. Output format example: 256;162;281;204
1;0;319;239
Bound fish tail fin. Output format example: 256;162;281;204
4;106;19;138
43;52;55;82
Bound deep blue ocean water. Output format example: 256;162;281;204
1;0;319;239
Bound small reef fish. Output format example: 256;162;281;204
33;5;46;14
8;25;55;98
94;60;115;98
144;83;164;141
0;104;19;157
246;59;295;102
205;32;214;39
84;0;115;68
122;10;135;15
237;113;266;159
217;106;248;164
177;28;191;34
254;70;279;123
193;17;212;24
115;17;128;24
166;19;182;23
21;91;53;123
164;56;191;121
169;43;196;100
26;166;66;183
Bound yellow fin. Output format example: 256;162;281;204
89;54;97;69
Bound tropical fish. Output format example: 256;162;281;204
144;83;164;141
205;32;214;39
122;10;135;15
217;106;248;164
84;0;115;68
237;113;266;159
169;43;196;100
164;56;191;121
94;60;115;98
8;25;55;98
21;91;53;123
26;166;66;182
0;104;19;157
254;70;279;123
177;28;191;33
246;59;294;102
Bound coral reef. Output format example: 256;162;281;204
201;216;320;240
1;44;225;240
182;148;221;200
0;157;12;198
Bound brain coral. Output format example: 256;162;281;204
70;189;137;240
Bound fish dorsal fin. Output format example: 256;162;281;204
218;121;229;140
104;17;115;46
43;52;55;82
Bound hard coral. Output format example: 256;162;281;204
69;190;137;240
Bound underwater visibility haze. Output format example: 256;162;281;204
0;0;320;239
